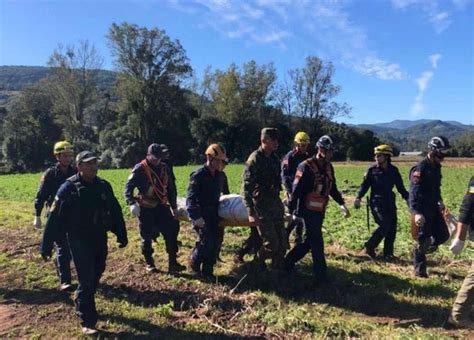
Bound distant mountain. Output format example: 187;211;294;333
351;119;473;151
0;65;117;91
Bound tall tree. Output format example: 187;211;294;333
107;22;193;160
282;56;351;121
47;40;103;148
1;82;62;171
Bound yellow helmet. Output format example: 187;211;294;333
205;143;228;162
374;144;393;156
53;141;73;155
294;131;310;144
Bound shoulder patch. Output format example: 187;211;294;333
469;184;474;194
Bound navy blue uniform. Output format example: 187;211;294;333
34;163;76;285
356;163;408;256
282;148;309;242
41;174;127;328
285;156;344;280
186;165;225;276
124;159;179;267
409;157;449;276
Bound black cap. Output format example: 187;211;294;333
76;151;100;164
147;143;163;158
261;127;279;140
160;144;170;153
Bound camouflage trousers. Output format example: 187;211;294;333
451;260;474;320
254;197;288;269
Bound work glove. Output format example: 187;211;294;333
414;214;425;227
130;203;140;217
33;216;42;228
340;205;350;218
449;238;465;255
353;198;361;209
117;238;128;248
193;217;205;228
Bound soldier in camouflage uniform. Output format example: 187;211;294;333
242;128;288;270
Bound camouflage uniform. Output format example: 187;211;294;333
242;146;288;269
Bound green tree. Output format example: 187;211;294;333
47;40;103;149
1;82;62;171
107;22;193;161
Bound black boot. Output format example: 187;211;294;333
168;254;186;273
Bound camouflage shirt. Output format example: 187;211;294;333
242;146;282;215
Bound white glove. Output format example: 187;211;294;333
193;217;205;228
449;238;465;255
33;216;42;228
130;203;140;217
414;214;425;227
340;205;350;218
353;198;361;209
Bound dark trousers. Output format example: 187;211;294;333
285;210;326;279
55;231;72;284
366;199;397;256
286;220;303;243
68;234;107;328
237;228;262;258
138;205;179;265
412;209;449;275
190;210;219;276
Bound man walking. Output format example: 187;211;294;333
34;141;76;291
409;136;451;278
41;151;128;335
284;135;350;284
242;128;287;271
125;143;185;273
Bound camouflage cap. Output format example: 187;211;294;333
261;127;279;140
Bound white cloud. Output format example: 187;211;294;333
390;0;470;34
167;0;407;80
411;71;433;115
429;53;442;68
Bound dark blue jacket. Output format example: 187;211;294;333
356;163;408;202
186;165;225;221
34;164;76;216
408;157;443;214
41;174;127;256
288;156;344;214
124;159;177;209
281;148;309;195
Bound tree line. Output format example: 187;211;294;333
0;22;437;173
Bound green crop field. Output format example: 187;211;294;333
0;162;472;338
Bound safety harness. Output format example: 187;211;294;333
304;158;333;212
139;160;169;207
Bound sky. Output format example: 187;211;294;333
1;0;473;125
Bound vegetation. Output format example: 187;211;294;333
0;162;472;337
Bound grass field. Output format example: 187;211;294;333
0;160;473;338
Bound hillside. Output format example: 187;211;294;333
0;65;117;91
352;120;473;151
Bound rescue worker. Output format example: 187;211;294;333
186;143;228;279
354;144;409;260
124;143;185;273
40;151;128;335
284;135;350;283
34;141;76;291
242;128;287;271
282;131;311;244
409;136;451;278
448;176;473;329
